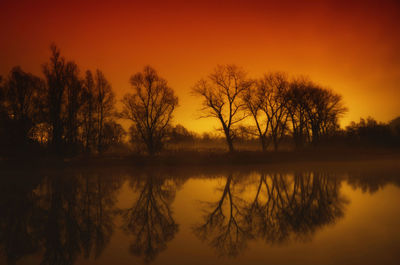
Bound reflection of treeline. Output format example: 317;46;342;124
1;167;399;263
193;172;347;257
0;169;182;265
1;47;400;157
0;170;124;265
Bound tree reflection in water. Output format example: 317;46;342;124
0;170;123;265
119;172;180;263
0;172;42;265
194;171;348;257
0;167;399;264
193;174;252;257
39;172;121;265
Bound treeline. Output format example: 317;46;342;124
0;45;124;156
193;66;348;152
1;46;399;157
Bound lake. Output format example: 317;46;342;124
1;160;400;265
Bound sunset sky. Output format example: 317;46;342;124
1;0;399;133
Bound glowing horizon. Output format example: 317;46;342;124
1;0;399;133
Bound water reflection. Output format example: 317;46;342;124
0;165;399;264
193;174;251;257
119;172;180;263
0;172;42;265
0;170;124;265
193;172;347;257
248;172;346;243
346;169;400;194
39;172;122;265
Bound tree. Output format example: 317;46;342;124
260;73;290;151
64;61;84;152
121;66;178;155
102;121;126;148
285;77;310;148
81;70;96;152
192;65;250;152
242;80;267;150
0;75;7;151
169;124;195;143
1;67;45;149
94;70;115;153
303;84;347;145
286;77;347;147
42;44;67;153
345;117;392;147
243;72;290;151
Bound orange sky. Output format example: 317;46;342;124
1;0;399;133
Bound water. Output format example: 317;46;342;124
1;162;400;265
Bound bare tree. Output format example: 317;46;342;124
192;65;250;152
94;70;115;153
242;72;290;151
260;72;290;151
285;77;310;148
242;81;268;150
302;83;347;145
121;66;178;155
285;77;348;147
81;70;96;152
42;44;67;153
64;61;84;151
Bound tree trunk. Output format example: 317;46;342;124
224;131;234;152
273;138;279;151
260;136;267;152
227;138;234;153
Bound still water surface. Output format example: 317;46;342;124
1;163;400;265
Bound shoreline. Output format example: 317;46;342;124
1;148;400;171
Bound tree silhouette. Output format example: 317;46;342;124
41;44;121;155
0;67;46;154
285;77;347;147
243;72;290;151
260;73;290;151
285;77;310;148
81;70;96;152
192;65;251;152
304;85;347;145
345;117;394;147
42;44;68;154
121;66;178;155
64;61;84;153
94;70;116;153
